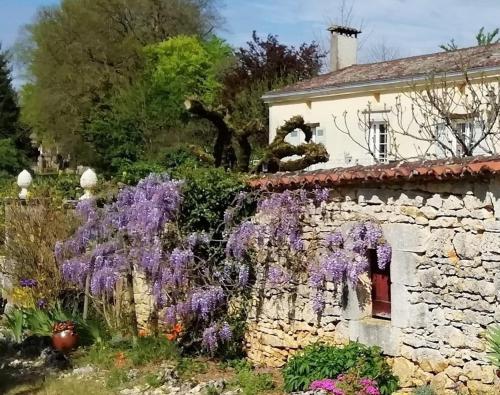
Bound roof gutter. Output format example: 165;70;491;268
262;66;500;103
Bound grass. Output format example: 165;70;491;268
229;363;275;395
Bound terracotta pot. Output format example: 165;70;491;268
52;330;79;352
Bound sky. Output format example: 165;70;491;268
1;0;500;84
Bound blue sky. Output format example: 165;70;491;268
1;0;500;81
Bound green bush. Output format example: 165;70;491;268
486;324;500;368
230;364;275;395
116;160;166;185
282;342;399;394
413;385;436;395
171;165;247;233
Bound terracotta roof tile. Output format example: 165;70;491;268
248;155;500;190
265;44;500;98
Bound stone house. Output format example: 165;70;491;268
245;155;500;394
264;27;500;169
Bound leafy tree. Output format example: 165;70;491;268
83;35;232;173
19;0;222;163
186;32;326;172
440;26;500;51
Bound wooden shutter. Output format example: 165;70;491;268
369;249;391;319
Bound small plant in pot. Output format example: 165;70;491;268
52;320;79;352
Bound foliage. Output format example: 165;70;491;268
412;385;437;395
0;138;28;178
171;165;247;233
486;324;500;368
57;173;247;350
440;26;500;51
19;0;222;162
230;364;275;395
83;35;232;171
117;160;166;185
3;303;110;345
282;342;398;394
4;308;25;343
1;200;78;303
145;35;232;111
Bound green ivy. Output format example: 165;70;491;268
282;342;399;394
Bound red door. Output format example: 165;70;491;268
369;250;391;319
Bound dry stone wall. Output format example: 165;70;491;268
245;175;500;395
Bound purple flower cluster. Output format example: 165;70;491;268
202;321;233;354
310;221;391;314
376;244;392;270
268;266;291;285
191;287;225;321
310;379;344;395
225;221;257;261
19;278;37;288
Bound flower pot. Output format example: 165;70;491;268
52;330;79;352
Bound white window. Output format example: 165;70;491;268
369;122;389;163
312;128;325;144
436;120;480;157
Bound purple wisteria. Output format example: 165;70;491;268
310;221;391;314
56;174;235;351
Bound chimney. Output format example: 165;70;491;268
328;25;361;72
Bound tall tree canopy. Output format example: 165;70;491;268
84;35;232;172
0;45;30;176
19;0;222;163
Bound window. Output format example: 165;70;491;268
436;121;478;157
369;122;390;163
312;128;325;144
368;249;391;319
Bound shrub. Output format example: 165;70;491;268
116;160;166;185
282;342;399;394
486;324;500;368
171;165;247;233
1;200;78;303
231;364;275;395
413;385;436;395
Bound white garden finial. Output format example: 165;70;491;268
80;168;98;200
17;170;32;200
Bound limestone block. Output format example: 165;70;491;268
453;232;482;260
391;284;411;328
421;206;438;219
391;251;419;286
442;195;464;210
426;229;456;258
427;194;444;209
429;217;460;228
430;372;455;393
481;232;500;254
435;326;466;348
348;318;402;356
382;223;430;253
467;380;500;395
415;348;448;373
392;357;417;387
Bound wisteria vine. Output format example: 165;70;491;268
56;174;392;352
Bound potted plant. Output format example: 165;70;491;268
52;320;79;352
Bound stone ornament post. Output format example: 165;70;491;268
17;169;32;200
80;168;98;200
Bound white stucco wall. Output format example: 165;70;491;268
268;81;500;170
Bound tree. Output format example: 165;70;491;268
19;0;222;163
0;45;31;176
440;26;500;51
83;35;232;172
367;41;401;62
186;32;326;172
